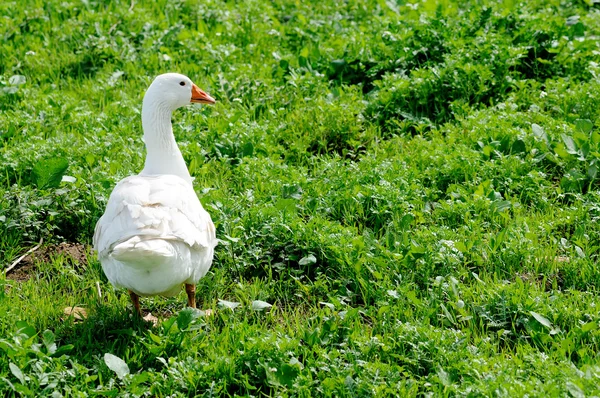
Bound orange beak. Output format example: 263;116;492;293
191;83;216;105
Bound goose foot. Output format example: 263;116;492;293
185;284;196;308
128;290;142;316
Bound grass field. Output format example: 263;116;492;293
2;0;600;395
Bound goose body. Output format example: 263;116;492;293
93;73;217;313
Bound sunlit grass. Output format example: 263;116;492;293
1;0;600;395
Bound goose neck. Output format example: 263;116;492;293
140;98;192;184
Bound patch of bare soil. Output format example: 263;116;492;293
6;242;88;282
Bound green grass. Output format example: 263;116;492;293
1;0;600;395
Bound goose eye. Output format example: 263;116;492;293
179;81;186;86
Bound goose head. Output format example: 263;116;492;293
144;73;216;111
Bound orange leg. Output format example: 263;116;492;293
185;284;196;308
128;290;142;316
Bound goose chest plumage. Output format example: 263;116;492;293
93;73;218;316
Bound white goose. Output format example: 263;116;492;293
93;73;218;316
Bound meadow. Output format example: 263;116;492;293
1;0;600;395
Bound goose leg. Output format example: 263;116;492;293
185;284;196;308
128;290;142;316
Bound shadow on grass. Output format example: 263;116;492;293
58;303;156;371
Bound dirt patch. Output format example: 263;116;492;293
5;261;36;282
6;242;89;282
54;242;88;266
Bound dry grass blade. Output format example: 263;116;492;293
96;281;102;299
143;312;159;325
5;238;43;274
63;306;88;322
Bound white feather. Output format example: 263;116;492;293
93;175;217;297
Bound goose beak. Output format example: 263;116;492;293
191;84;216;105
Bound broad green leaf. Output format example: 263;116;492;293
104;353;130;379
298;55;308;68
42;330;57;355
530;311;552;328
405;289;422;305
492;200;512;212
378;305;390;316
277;363;300;386
437;366;451;386
439;303;456;324
251;300;273;311
241;141;254;157
554;143;571;160
581;322;598;332
409;243;426;258
561;134;578;155
176;308;200;330
265;357;304;388
9;363;25;384
592;129;600;145
531;123;549;145
15;321;36;338
454;241;467;253
298;254;316;266
282;184;303;199
482;145;494;157
52;344;74;357
217;299;241;310
148;331;162;344
588;163;598;179
14;384;32;395
400;214;414;229
275;198;296;213
345;375;355;388
223;235;240;243
511;139;526;154
32;157;69;189
574;119;593;134
85;154;96;167
566;381;585;398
